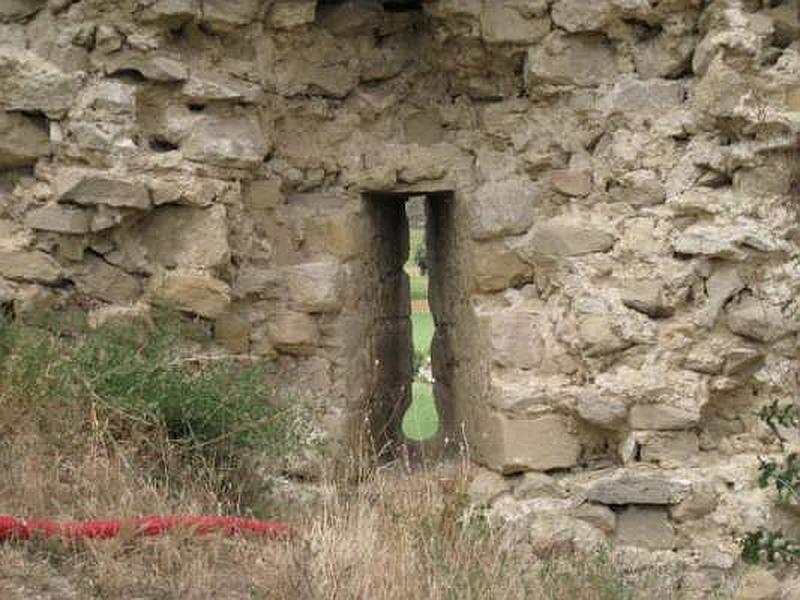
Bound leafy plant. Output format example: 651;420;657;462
741;400;800;564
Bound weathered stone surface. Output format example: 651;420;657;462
0;112;49;167
726;295;796;343
468;468;511;506
468;179;537;241
592;367;708;431
670;482;719;523
269;0;316;29
528;516;607;557
0;0;46;21
202;0;262;30
577;389;627;429
267;310;319;355
733;568;781;600
514;217;615;258
149;271;231;319
139;0;198;26
572;503;616;534
637;431;700;467
182;70;262;103
576;314;630;357
101;52;189;82
479;413;581;474
514;472;564;500
471;240;533;293
57;171;151;210
486;310;545;369
0;47;83;116
214;313;250;354
621;279;673;319
600;77;686;118
285;262;343;313
527;33;618;88
25;204;91;234
609;170;666;206
550;0;611;33
71;257;142;304
132;205;229;270
587;471;691;505
183;115;268;169
480;4;549;45
672;224;783;261
615;506;676;550
0;250;62;283
550;170;591;197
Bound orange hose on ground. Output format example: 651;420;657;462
0;515;294;542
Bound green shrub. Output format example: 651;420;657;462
0;311;299;465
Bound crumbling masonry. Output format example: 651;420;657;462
1;0;800;592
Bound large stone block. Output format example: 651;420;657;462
0;47;83;116
615;506;676;550
25;204;92;234
526;33;619;88
285;262;343;313
478;412;581;474
0;112;49;168
269;0;316;29
127;205;230;271
726;294;796;343
0;0;46;20
267;310;319;355
183;115;269;169
202;0;262;30
551;0;611;32
486;310;546;369
480;4;550;45
149;271;231;319
71;257;142;304
56;170;151;210
0;249;62;283
514;216;615;258
468;178;538;241
593;366;708;431
586;471;691;505
470;240;533;293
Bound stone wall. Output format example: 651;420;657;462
1;0;800;592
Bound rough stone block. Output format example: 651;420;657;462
479;413;581;474
468;178;538;241
56;171;151;210
486;310;545;369
149;270;231;319
480;4;549;45
576;389;627;429
25;204;92;234
726;294;795;343
0;249;62;283
550;170;591;197
0;47;83;116
269;0;316;29
0;0;46;20
183;115;269;169
267;310;319;355
528;516;607;557
615;506;676;550
576;314;630;357
621;279;673;319
550;0;611;32
202;0;262;30
470;240;533;293
636;431;700;466
733;568;781;600
527;33;618;87
214;313;251;354
514;216;615;258
285;262;343;313
71;257;142;304
0;112;49;168
140;0;198;26
130;205;230;271
587;471;691;505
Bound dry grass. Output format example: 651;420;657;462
0;315;688;599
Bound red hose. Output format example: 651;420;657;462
0;515;294;542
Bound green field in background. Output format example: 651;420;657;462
407;228;428;301
403;382;438;441
412;311;434;359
